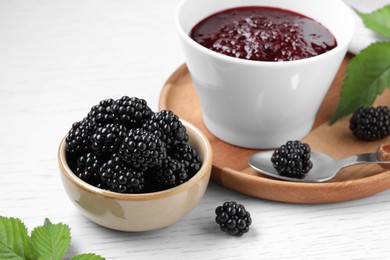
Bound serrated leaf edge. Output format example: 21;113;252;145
330;42;390;123
0;216;37;260
355;5;390;38
31;218;71;260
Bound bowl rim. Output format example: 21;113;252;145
58;119;213;201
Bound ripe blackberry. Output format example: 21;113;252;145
349;106;390;141
88;98;115;125
215;201;252;236
171;143;202;176
153;156;189;189
99;154;145;193
91;123;128;155
143;110;188;151
112;96;152;128
271;140;312;179
75;153;102;185
66;117;96;154
119;129;167;170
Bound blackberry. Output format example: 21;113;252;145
271;140;312;179
88;98;115;125
349;106;390;141
91;123;128;155
112;96;152;128
171;143;202;176
99;154;145;193
66;117;96;154
215;201;252;236
153;156;189;189
143;110;188;151
75;153;102;185
119;129;167;170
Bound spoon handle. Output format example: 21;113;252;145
337;152;390;169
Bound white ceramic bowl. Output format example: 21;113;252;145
176;0;355;148
58;120;213;232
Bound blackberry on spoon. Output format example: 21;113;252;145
271;140;313;179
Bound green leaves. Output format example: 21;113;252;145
71;254;106;260
0;217;105;260
331;42;390;123
0;217;36;260
331;5;390;123
31;218;71;260
356;5;390;38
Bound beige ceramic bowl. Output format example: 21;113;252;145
58;120;213;232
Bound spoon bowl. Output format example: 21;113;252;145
249;148;390;183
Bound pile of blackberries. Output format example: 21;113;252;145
65;96;202;193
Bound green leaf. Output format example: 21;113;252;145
31;218;71;260
0;216;37;260
331;42;390;123
356;5;390;38
71;253;106;260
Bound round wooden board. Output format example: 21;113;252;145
159;54;390;204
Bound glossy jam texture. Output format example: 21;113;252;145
190;7;337;62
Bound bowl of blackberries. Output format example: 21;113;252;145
58;96;213;231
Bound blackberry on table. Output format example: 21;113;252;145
66;117;96;154
119;128;167;170
88;98;115;125
143;110;188;151
349;106;390;141
91;123;128;155
271;140;312;179
99;154;145;193
112;96;152;128
75;152;103;185
215;201;252;236
153;156;189;189
171;143;202;176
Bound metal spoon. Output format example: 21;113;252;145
249;146;390;183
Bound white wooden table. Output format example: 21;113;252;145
2;1;390;259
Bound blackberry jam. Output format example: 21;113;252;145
190;6;337;62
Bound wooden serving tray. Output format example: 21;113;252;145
159;54;390;203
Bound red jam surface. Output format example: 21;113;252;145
190;7;337;62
